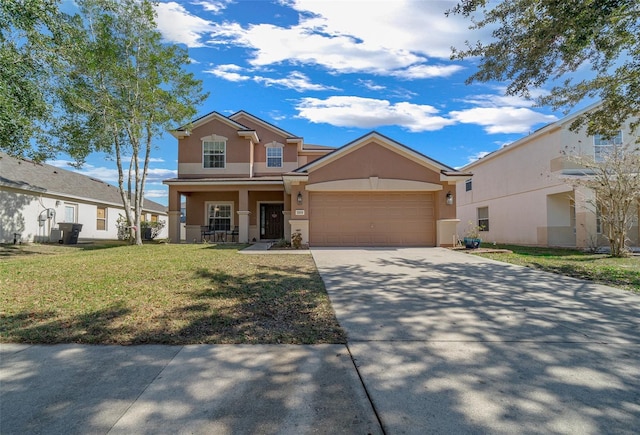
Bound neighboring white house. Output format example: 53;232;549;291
0;152;168;243
457;104;639;249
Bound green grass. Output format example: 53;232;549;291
474;244;640;292
0;243;345;345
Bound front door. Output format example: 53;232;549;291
261;203;284;239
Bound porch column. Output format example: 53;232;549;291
238;188;250;243
167;187;181;243
283;191;291;241
168;211;181;243
574;187;596;249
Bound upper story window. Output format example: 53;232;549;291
594;131;622;162
265;141;284;168
465;179;472;192
203;135;227;168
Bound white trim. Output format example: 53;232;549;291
180;162;249;175
165;178;283;186
264;141;284;148
306;178;444;192
201;134;228;142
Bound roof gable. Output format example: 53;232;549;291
171;111;255;139
229;111;300;140
295;131;455;174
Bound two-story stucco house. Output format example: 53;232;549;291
163;110;469;247
457;104;639;249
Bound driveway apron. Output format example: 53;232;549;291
312;247;640;434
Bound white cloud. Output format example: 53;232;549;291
191;0;229;13
204;64;251;82
205;65;334;91
357;79;385;91
155;2;215;47
391;64;464;79
296;96;455;132
144;189;169;199
217;22;425;74
461;87;550;108
449;107;558;134
203;0;476;78
466;150;492;164
288;0;482;59
254;71;337;92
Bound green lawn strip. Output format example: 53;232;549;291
474;244;640;292
0;244;345;344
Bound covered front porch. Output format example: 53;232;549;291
165;178;291;244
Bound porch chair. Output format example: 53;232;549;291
228;226;239;243
201;225;214;242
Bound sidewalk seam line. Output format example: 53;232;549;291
106;346;184;434
345;343;387;435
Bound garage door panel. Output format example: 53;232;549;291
310;192;435;247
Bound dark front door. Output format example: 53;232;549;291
261;203;284;239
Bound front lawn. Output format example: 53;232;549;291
473;244;640;292
0;243;345;344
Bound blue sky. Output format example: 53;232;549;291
50;0;589;206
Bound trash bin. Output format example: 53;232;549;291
58;223;83;244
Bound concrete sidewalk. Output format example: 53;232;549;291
0;344;381;434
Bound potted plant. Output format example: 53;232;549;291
463;221;484;249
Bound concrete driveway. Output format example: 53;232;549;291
312;248;640;434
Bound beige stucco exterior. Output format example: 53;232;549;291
457;105;639;249
164;111;466;246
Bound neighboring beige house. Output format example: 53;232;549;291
457;104;639;249
0;152;168;243
163;110;469;246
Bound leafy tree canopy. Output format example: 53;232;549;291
0;0;68;160
56;0;207;244
450;0;640;136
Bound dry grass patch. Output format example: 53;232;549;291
0;243;345;344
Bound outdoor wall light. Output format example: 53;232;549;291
297;192;303;205
446;191;454;205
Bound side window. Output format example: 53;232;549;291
203;135;227;168
477;207;489;232
64;203;78;223
465;179;472;192
97;206;107;231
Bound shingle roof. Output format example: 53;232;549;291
0;152;166;213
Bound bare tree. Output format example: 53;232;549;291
564;136;640;257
